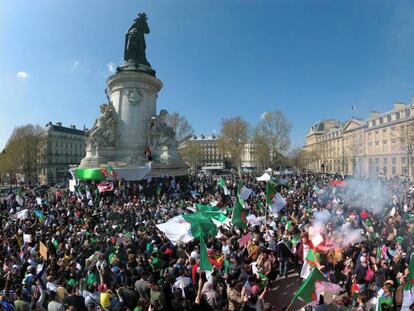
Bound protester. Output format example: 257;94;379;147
0;172;413;311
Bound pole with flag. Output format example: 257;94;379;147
286;268;326;310
402;252;414;309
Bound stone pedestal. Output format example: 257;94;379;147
107;71;162;162
78;70;188;179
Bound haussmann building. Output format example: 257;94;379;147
304;99;414;179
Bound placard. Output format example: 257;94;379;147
39;241;48;259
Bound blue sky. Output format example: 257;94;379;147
2;0;414;150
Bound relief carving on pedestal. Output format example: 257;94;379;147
127;88;144;105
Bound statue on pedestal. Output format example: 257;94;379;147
149;110;181;164
87;102;118;148
124;12;151;67
149;110;176;150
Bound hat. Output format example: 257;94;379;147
396;236;403;243
384;280;394;286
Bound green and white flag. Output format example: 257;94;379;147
219;177;231;195
199;235;212;271
156;212;220;245
231;197;248;229
156;212;219;271
291;268;326;305
16;187;23;206
375;291;393;311
266;182;286;214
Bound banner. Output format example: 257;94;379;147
97;181;114;193
239;232;252;248
39;241;48;259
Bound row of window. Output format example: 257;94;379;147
369;108;411;127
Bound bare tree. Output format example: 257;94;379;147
0;124;44;183
217;117;249;175
252;129;270;171
178;140;203;172
255;111;292;168
288;147;304;168
166;112;194;146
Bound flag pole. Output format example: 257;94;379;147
284;300;294;311
264;181;268;226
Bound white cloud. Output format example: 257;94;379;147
72;60;80;70
16;71;29;79
107;62;116;73
261;112;268;120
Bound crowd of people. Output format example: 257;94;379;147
0;172;413;311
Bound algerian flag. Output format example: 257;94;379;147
196;204;220;212
101;165;117;178
291;268;326;305
156;212;220;245
156;213;217;271
239;185;253;201
199;235;212;271
16;187;23;206
156;215;194;245
309;281;343;307
306;248;321;268
402;252;414;310
375;290;393;311
182;213;218;239
231;197;247;229
219;177;231;195
266;182;286;214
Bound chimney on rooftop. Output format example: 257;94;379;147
56;122;62;127
393;102;406;111
370;112;380;119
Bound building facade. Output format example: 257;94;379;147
304;99;414;179
185;134;258;172
38;122;86;184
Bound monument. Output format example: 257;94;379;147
79;12;187;179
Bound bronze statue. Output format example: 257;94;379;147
124;12;151;67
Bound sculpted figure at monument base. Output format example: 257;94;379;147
149;109;184;166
